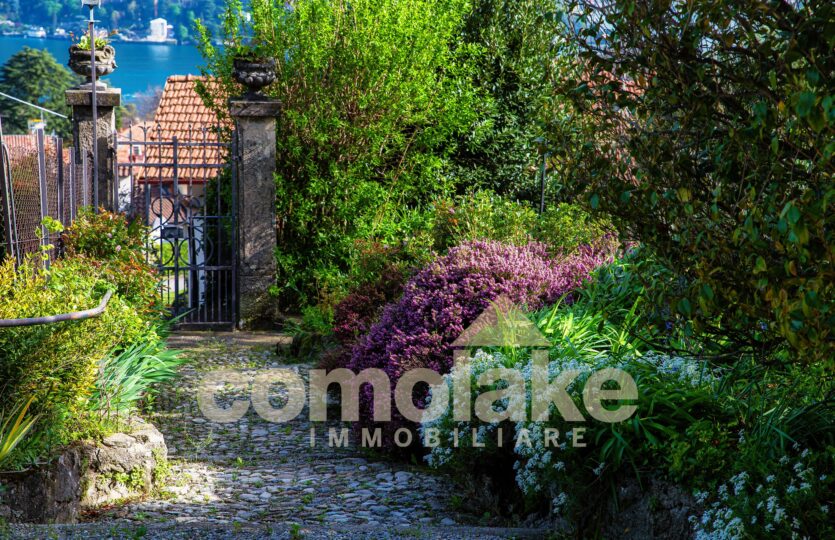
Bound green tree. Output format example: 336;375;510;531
42;0;59;29
0;47;78;138
197;0;481;306
177;24;189;44
0;0;20;20
448;0;576;202
557;0;834;363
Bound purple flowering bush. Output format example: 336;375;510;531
347;239;615;447
317;264;407;372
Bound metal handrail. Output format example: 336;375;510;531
0;91;69;119
0;289;113;328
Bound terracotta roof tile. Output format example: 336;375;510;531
118;75;231;185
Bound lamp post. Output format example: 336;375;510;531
81;0;101;209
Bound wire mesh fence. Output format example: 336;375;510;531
0;128;94;266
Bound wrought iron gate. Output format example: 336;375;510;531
118;124;237;327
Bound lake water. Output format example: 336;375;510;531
0;36;207;102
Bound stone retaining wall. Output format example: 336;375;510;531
0;420;167;524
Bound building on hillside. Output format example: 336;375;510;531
147;18;172;42
116;121;151;212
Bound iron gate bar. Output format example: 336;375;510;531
82;152;90;207
57;138;64;222
173;135;180;316
231;131;238;327
0;118;14;261
116;122;237;328
69;153;76;222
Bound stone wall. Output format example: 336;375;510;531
230;99;281;329
0;420;167;524
65;88;121;211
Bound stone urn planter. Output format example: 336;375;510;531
68;43;117;84
232;56;276;98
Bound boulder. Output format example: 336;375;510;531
0;419;167;523
600;477;698;539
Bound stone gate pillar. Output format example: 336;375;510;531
66;86;121;211
230;98;281;328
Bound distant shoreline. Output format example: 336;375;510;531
0;36;208;101
0;34;191;46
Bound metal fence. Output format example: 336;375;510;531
1;121;237;328
117;123;238;327
0;128;94;266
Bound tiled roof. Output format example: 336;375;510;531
2;134;37;149
142;75;230;184
117;121;152;179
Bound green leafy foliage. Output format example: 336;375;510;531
423;252;835;530
73;31;111;51
197;0;481;307
92;339;184;418
431;190;614;255
194;0;594;310
447;0;576;199
557;0;835;364
0;255;154;464
0;213;170;468
0;398;38;469
694;448;834;538
431;191;539;252
62;209;160;314
0;47;78;138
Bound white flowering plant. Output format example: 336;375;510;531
513;351;717;508
417;253;835;531
691;446;834;539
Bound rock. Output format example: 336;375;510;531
601;476;698;540
394;471;413;483
0;419;168;524
102;433;135;448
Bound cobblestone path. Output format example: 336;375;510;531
8;332;548;539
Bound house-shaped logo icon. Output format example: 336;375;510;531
451;295;551;349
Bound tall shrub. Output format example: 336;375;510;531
197;0;482;307
557;0;835;363
62;209;159;313
0;212;165;467
0;257;151;443
348;239;615;447
446;0;572;199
